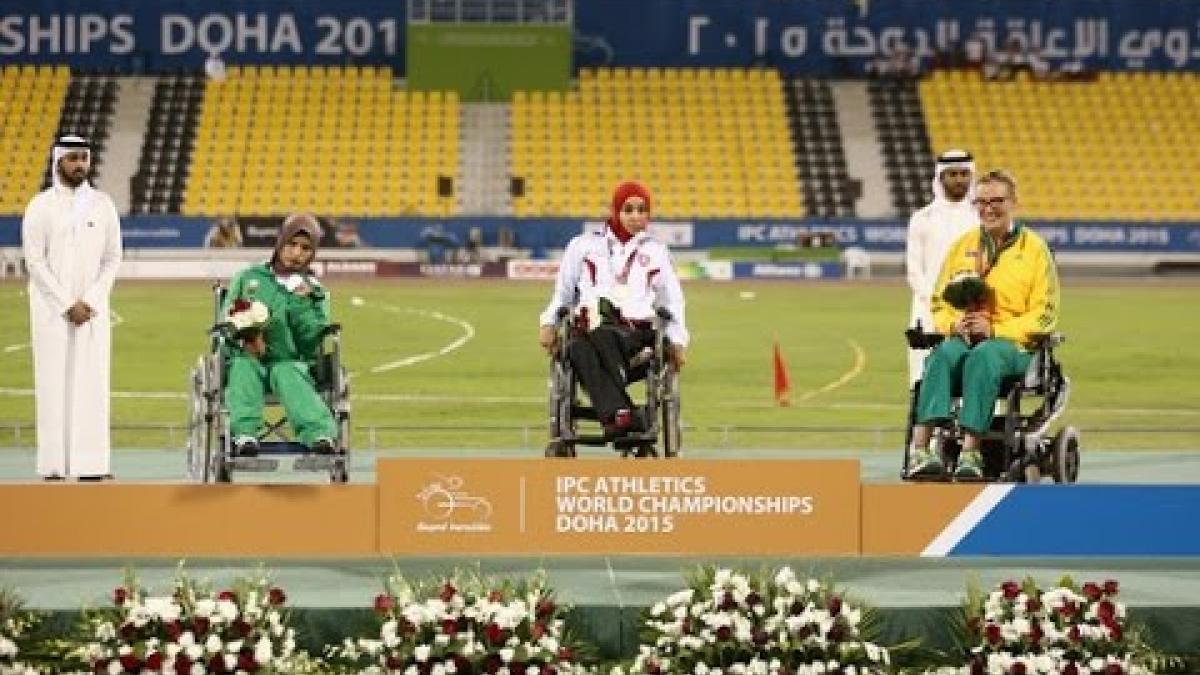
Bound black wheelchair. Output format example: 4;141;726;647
901;328;1080;483
186;283;351;483
545;306;682;458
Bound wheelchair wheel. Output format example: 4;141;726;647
1051;427;1081;484
544;440;575;458
214;456;232;483
659;368;682;458
186;359;210;482
330;460;349;484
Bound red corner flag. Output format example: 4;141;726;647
773;339;791;406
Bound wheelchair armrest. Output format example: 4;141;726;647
904;327;944;350
319;323;343;339
555;306;571;321
1029;332;1066;349
655;307;674;322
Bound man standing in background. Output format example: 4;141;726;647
905;149;976;386
21;135;123;481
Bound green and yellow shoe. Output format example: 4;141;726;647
906;446;944;478
953;450;985;480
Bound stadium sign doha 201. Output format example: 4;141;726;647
5;0;1200;73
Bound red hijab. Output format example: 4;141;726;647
606;181;652;244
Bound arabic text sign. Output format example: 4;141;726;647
378;459;860;555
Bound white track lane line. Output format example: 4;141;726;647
365;302;476;374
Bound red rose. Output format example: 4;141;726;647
646;660;662;675
681;618;693;635
828;595;843;616
118;622;137;641
91;658;109;675
969;657;985;675
484;655;502;674
193;616;210;635
1011;662;1026;675
1025;597;1041;613
1029;623;1044;644
541;666;558;675
796;625;812;639
985;624;1002;645
119;654;141;671
218;590;237;602
826;624;845;642
1060;601;1077;617
485;622;505;645
386;654;405;670
454;655;473;673
231;618;253;638
1063;663;1079;675
442;618;460;636
1082;583;1103;602
1001;581;1020;600
1106;663;1123;675
718;592;738;611
440;582;457;602
557;647;574;663
238;650;260;673
113;587;128;605
208;653;228;673
531;621;547;640
789;600;805;616
174;656;193;675
716;625;733;641
268;587;287;606
1097;600;1116;621
232;298;252;313
1109;623;1124;642
752;629;769;646
489;590;504;603
165;620;183;640
146;653;164;670
1068;626;1082;642
536;598;556;619
1103;580;1120;596
746;591;763;608
400;618;417;635
374;593;394;614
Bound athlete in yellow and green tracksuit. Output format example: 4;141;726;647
911;208;1060;477
221;215;337;453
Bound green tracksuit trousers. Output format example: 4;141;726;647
225;355;336;446
916;337;1032;434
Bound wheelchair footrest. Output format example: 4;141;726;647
228;457;280;472
293;455;344;472
257;441;311;455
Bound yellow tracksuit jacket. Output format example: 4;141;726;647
930;223;1060;350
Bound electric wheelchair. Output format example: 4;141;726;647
186;283;351;483
545;306;682;458
901;328;1080;483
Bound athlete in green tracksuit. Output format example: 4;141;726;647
220;214;337;455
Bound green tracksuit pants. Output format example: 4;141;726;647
225;355;336;446
916;337;1032;434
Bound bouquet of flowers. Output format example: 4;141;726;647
226;297;270;339
946;576;1172;675
624;566;892;675
72;567;303;675
0;588;41;675
329;570;596;675
941;272;989;312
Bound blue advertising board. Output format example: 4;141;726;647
5;1;1200;73
4;216;1200;254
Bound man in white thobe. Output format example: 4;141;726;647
21;135;123;480
905;148;976;386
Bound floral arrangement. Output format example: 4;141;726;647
0;588;41;675
941;272;989;312
328;570;595;675
624;566;892;675
226;297;270;338
944;576;1169;675
72;567;304;675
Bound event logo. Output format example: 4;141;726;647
415;473;494;533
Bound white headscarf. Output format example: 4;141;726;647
50;134;93;192
931;148;976;204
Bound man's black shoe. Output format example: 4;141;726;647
233;436;260;457
312;437;337;455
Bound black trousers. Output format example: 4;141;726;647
566;323;655;421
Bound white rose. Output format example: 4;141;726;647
205;634;223;653
500;648;515;663
806;579;821;593
216;599;239;622
186;644;204;660
415;645;432;662
527;667;540;675
191;664;205;675
107;663;122;675
195;599;215;617
714;569;733;586
224;654;237;671
651;603;667;617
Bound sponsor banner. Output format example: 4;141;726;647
376;261;506;278
377;459;860;555
7;1;1200;73
733;261;844;280
2;216;1198;253
677;260;733;281
507;259;559;280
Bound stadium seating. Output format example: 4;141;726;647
47;74;118;188
0;66;69;215
920;70;1200;220
785;78;855;217
131;75;205;214
868;78;934;213
184;66;460;217
510;67;805;218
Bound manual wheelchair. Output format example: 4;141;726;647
186;283;351;483
901;328;1080;483
545;306;682;458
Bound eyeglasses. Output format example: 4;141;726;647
973;197;1010;208
621;203;648;214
